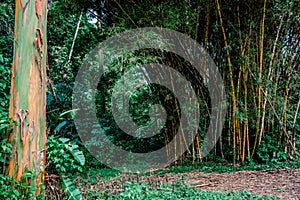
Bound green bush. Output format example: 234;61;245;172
257;135;291;163
0;171;44;200
46;136;85;175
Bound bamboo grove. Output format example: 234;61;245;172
92;0;300;163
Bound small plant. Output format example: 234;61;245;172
0;170;44;200
46;135;85;175
61;176;82;200
46;135;86;199
0;138;12;165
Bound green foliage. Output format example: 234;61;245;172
46;135;85;175
61;176;82;200
0;0;14;175
0;170;44;200
106;182;278;200
0;138;12;164
45;0;299;169
150;160;300;175
256;135;291;163
47;0;101;137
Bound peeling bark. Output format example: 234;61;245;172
6;0;48;194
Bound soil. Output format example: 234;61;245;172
76;168;300;199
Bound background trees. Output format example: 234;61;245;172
52;0;298;163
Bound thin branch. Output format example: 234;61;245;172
68;11;83;62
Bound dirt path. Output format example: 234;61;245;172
77;168;300;199
165;168;300;199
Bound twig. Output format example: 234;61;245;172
190;183;211;188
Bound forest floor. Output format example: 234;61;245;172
76;167;300;199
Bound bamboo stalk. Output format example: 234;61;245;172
215;0;238;162
252;0;267;157
283;41;298;154
259;13;284;155
292;98;300;155
204;0;211;50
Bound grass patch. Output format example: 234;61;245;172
151;160;300;175
84;182;279;200
83;160;300;178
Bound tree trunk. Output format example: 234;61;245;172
6;0;47;194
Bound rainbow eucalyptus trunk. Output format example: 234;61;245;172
6;0;47;193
